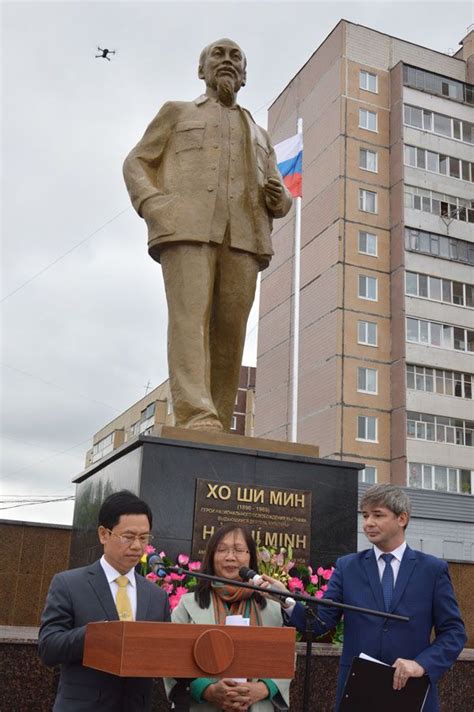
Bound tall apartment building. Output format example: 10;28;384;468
85;366;256;467
255;21;473;496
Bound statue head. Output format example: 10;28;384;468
198;38;247;106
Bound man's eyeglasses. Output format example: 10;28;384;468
215;547;249;557
106;529;154;546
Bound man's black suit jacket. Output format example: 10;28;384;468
39;560;170;711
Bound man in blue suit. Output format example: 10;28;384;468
39;490;170;711
260;484;466;712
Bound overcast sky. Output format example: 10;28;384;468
1;0;471;525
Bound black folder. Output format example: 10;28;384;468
339;657;430;711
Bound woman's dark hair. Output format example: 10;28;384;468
98;490;153;530
194;523;266;609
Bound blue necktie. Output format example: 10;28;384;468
381;553;394;611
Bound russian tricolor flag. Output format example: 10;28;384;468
274;132;303;198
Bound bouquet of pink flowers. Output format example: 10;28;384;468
140;547;201;610
257;546;343;644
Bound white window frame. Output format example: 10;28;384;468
359;189;378;214
358;231;378;257
405;271;473;309
358;274;378;301
91;432;114;462
130;421;140;436
406;317;474;353
230;415;237;430
404;144;472;182
359;466;378;484
357;367;378;394
404;104;474;147
404;185;474;223
359;108;378;132
359;148;378;173
357;415;378;442
360;70;378;93
358;320;378;347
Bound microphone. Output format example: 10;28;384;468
147;553;167;576
239;567;296;609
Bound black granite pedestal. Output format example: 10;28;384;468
70;428;362;569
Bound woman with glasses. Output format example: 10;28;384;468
166;523;290;711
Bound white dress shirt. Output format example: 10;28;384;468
374;541;407;586
100;555;138;620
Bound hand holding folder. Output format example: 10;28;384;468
339;656;430;711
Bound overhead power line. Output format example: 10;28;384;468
0;495;75;511
0;495;74;503
0;436;91;482
1;206;130;304
1;432;84;456
1;363;118;411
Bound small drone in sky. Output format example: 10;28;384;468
95;47;116;61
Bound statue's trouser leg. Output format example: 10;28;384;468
210;237;259;431
160;241;222;429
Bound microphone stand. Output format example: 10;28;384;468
165;566;409;712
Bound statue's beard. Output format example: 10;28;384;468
216;75;235;106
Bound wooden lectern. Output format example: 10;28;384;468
83;621;295;679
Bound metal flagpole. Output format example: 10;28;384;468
290;117;303;443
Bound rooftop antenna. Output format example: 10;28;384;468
144;380;152;395
440;204;466;235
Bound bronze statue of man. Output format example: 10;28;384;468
123;38;292;432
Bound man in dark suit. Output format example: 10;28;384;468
39;490;170;711
123;38;292;433
260;484;466;712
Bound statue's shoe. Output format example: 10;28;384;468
186;417;224;432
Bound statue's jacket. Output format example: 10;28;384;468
123;95;292;269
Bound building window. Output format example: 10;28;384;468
357;367;378;394
360;70;378;93
358;231;377;256
91;432;114;463
406;317;474;353
405;227;474;266
409;462;472;494
359;466;377;484
358;274;378;301
358;320;378;346
230;416;237;430
407;412;473;446
357;415;378;442
141;402;155;419
403;65;473;105
404;185;474;223
139;401;155;434
359;108;378;132
359;189;377;213
404;144;473;182
407;364;472;399
404;104;474;144
360;148;378;172
405;271;473;308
